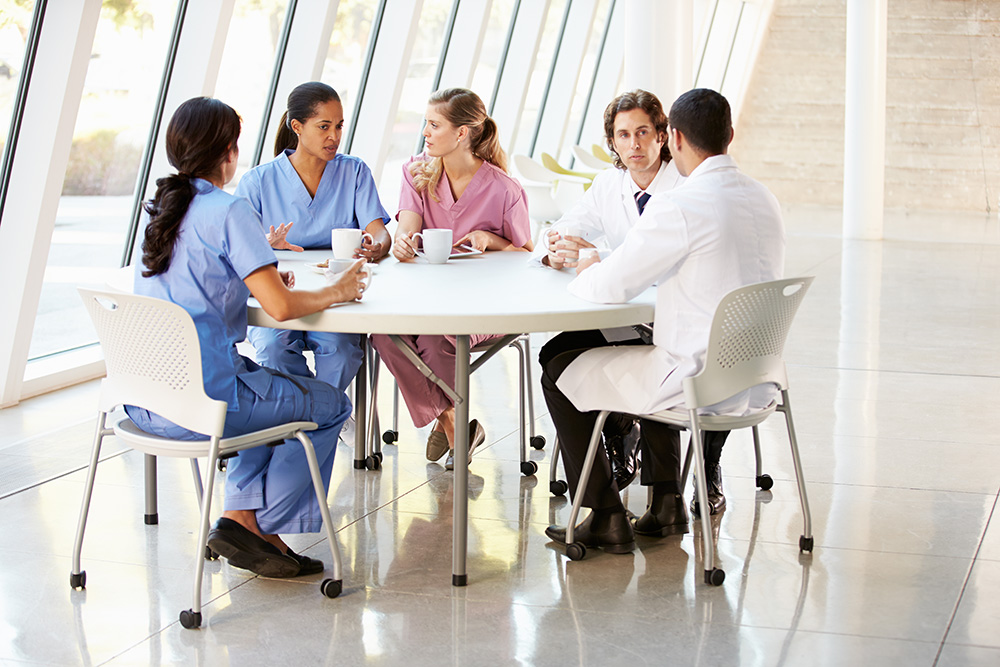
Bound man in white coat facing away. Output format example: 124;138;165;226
530;89;685;494
542;88;785;554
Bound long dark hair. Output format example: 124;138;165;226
272;82;341;157
140;97;241;277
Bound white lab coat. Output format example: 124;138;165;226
555;154;785;416
528;160;684;264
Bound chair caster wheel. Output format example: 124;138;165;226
204;546;219;561
217;458;227;472
179;609;201;629
530;435;546;450
799;535;814;552
705;568;725;586
70;571;86;589
520;460;538;476
566;543;587;561
374;452;383;463
549;480;568;496
321;579;342;598
382;430;398;445
756;474;774;491
365;455;381;471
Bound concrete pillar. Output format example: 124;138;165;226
623;0;692;105
843;0;887;240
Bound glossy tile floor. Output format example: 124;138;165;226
1;204;999;666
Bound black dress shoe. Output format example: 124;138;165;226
207;518;301;578
545;511;636;554
632;493;689;536
690;463;727;515
286;549;325;576
606;422;641;489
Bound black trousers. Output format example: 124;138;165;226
540;330;728;511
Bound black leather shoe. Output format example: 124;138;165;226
286;549;325;576
207;518;301;578
690;463;727;515
606;422;641;489
545;511;636;554
632;493;689;536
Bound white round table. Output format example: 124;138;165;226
248;249;656;586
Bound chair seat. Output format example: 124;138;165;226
114;418;319;458
642;401;779;431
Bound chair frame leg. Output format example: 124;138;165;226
566;411;610;545
520;336;538;443
72;411;111;581
514;340;528;465
296;431;344;580
549;435;561;483
144;453;158;525
752;425;764;479
188;437;223;619
687;412;717;579
779;390;812;540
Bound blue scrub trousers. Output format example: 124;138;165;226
247;326;363;392
126;360;352;535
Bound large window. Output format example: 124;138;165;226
510;0;567;158
215;0;291;186
28;1;180;360
378;0;453;214
0;1;35;154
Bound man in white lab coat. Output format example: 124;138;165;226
533;89;730;515
531;89;689;494
543;89;785;553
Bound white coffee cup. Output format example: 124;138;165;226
323;258;373;292
412;228;453;264
559;223;585;241
332;228;375;260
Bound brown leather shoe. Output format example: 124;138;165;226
426;429;448;462
545;511;636;554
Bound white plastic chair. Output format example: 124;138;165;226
70;288;345;630
512;154;588;245
591;143;614;164
573;144;613;171
558;277;815;587
366;334;546;475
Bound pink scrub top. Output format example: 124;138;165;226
398;154;532;247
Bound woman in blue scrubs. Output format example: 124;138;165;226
127;96;370;578
236;82;391;394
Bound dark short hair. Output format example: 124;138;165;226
667;88;732;155
602;89;671;170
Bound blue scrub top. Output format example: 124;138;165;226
134;178;277;411
235;150;390;249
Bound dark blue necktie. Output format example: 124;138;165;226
635;191;650;215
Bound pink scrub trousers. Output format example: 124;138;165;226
371;333;503;427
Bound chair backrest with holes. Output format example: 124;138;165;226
78;287;229;437
683;277;814;408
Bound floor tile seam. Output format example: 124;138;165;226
727;620;946;645
0;415;94;451
785;362;1000;381
92;579;259;667
934;487;999;661
0;447;131;501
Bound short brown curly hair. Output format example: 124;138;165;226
603;89;671;170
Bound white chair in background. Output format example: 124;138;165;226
540;152;597;183
71;288;345;630
591;143;614;164
513;154;588;244
573;144;614;171
555;277;816;587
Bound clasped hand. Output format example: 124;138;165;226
546;229;595;270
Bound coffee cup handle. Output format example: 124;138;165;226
359;263;373;290
410;232;424;256
360;231;375;248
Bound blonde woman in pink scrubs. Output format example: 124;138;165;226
373;88;533;470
